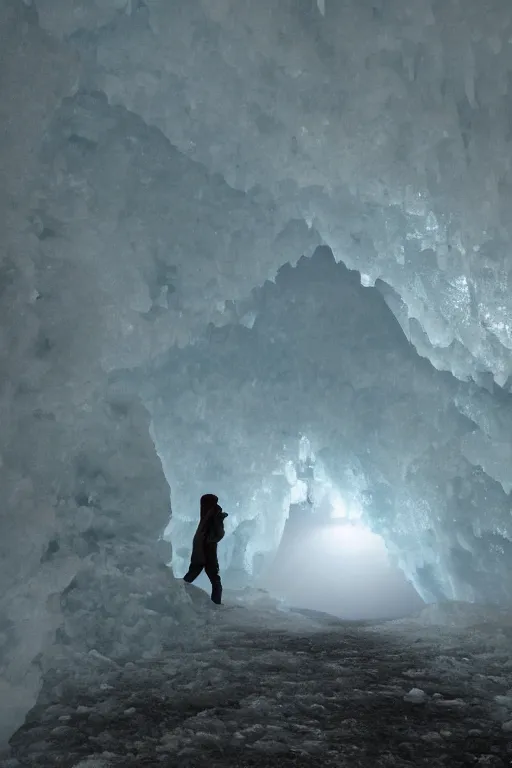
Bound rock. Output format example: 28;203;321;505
434;698;467;709
477;756;505;767
156;741;179;754
44;705;68;718
421;732;443;743
87;713;106;726
177;747;197;757
300;740;325;754
193;732;222;746
495;695;512;708
397;742;415;757
404;688;428;704
89;733;116;747
88;650;117;667
252;739;290;754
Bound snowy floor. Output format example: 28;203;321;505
4;589;512;767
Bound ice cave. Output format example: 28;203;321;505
2;1;512;765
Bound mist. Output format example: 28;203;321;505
260;512;425;621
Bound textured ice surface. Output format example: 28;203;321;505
52;0;512;386
6;596;512;767
2;0;512;749
147;251;512;607
15;0;512;385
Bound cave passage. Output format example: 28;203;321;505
259;501;425;620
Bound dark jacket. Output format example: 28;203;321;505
191;494;228;564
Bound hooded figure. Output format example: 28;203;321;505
183;493;228;605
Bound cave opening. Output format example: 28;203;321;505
150;247;439;618
258;491;425;621
261;516;425;621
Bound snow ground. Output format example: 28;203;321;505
4;589;512;768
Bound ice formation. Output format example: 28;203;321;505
147;250;512;607
1;0;512;747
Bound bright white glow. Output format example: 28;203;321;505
289;479;308;505
330;493;363;521
284;461;297;486
298;435;312;463
330;495;347;519
261;518;424;620
315;522;389;558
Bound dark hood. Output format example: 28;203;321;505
200;493;219;519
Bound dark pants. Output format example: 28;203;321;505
183;545;222;604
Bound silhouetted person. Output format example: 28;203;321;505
183;493;227;604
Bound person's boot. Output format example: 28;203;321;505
211;583;222;605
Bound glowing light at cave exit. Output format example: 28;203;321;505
315;521;390;559
263;489;423;619
330;492;364;521
318;493;390;559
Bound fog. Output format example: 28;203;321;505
187;505;424;621
260;505;425;621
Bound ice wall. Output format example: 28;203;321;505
31;0;512;385
0;3;193;744
147;250;512;606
